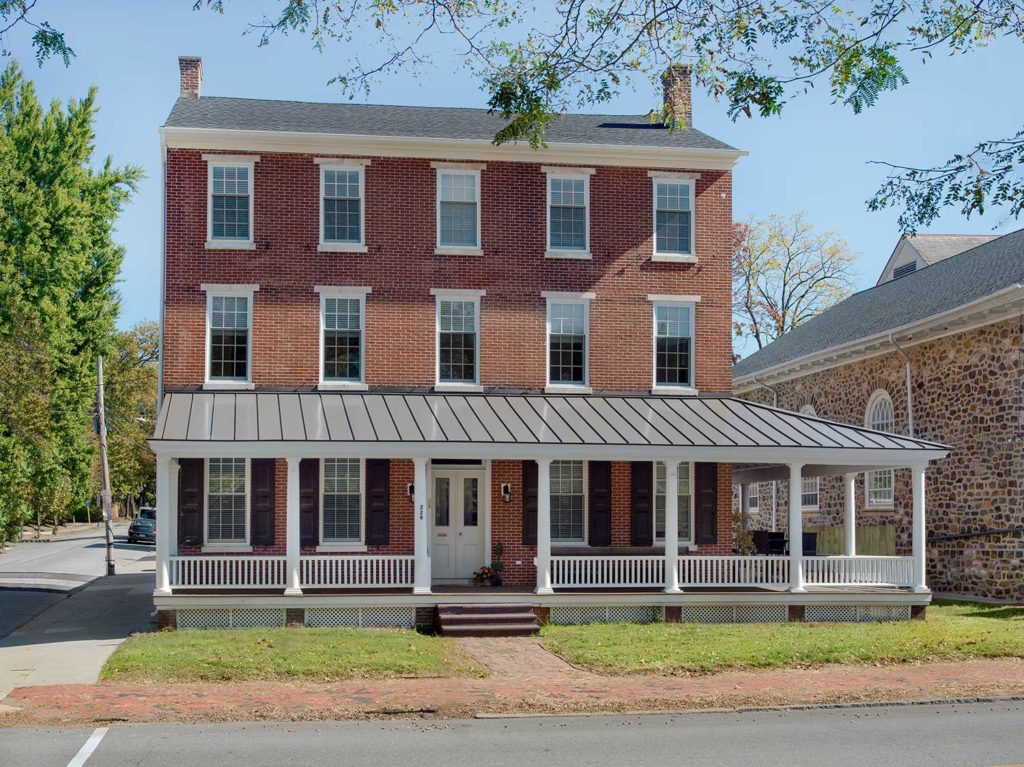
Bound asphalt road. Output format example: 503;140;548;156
3;701;1024;767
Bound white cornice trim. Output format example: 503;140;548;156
162;127;747;171
734;285;1024;393
541;290;596;301
430;287;487;297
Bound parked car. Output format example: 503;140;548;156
128;507;156;545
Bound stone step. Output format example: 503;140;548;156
438;603;534;616
440;623;541;638
440;611;539;626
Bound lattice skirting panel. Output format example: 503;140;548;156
681;604;788;624
549;605;662;625
305;606;416;628
805;604;912;623
177;608;286;630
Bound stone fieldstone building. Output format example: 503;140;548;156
734;230;1024;600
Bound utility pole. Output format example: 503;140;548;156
97;356;115;576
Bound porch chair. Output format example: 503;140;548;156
802;532;818;556
767;532;786;556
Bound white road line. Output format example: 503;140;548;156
67;727;108;767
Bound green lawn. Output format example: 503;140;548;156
542;601;1024;676
102;627;485;683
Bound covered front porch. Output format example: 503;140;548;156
149;391;947;623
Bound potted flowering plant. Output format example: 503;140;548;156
473;543;505;586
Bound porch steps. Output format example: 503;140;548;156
437;603;541;637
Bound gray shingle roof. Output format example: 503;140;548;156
734;228;1024;379
163;96;736;151
907;234;999;265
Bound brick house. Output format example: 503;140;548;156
150;56;945;632
734;231;1024;600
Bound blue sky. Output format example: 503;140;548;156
8;1;1024;351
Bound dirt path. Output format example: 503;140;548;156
3;652;1024;726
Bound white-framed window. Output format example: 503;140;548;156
205;457;248;545
435;166;482;253
865;390;896;507
799;405;820;510
550;460;586;543
316;287;369;388
318;160;367;252
654;461;694;543
202;284;259;388
321;458;364;544
544;292;593;391
650;173;696;261
544;167;592;258
205;155;258;249
432;289;483;387
650;297;698;391
748;483;759;512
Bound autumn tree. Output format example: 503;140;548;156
733;213;857;353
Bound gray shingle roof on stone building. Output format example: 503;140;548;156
163;96;736;151
733;228;1024;379
905;234;999;265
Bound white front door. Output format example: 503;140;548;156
431;469;485;581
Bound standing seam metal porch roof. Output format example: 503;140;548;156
152;392;945;455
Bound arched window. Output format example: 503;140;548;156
799;405;819;510
865;391;896;507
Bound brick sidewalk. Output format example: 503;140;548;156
2;640;1023;726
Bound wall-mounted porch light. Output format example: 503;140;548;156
501;483;512;502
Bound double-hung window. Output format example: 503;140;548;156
205;155;257;248
650;298;697;391
654;462;693;543
432;290;483;387
206;458;248;545
866;392;896;507
651;174;696;261
435;166;482;253
322;458;363;544
316;287;369;388
550;460;586;543
545;293;592;390
203;285;258;387
545;168;592;257
318;160;366;252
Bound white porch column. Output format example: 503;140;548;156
663;460;682;593
154;455;174;596
843;473;857;557
284;457;302;596
788;463;806;593
535;458;553;595
911;464;930;593
413;457;431;595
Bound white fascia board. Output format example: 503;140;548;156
734;285;1024;393
161;127;748;171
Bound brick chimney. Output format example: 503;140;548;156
178;56;203;99
661;64;692;128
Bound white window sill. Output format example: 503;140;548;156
202;544;253;554
545;250;591;260
318;381;368;391
435;247;484;257
205;240;256;251
651;253;697;264
434;383;483;393
203;381;255;391
652;385;699;396
318;242;368;254
316;544;368;553
545;385;592;395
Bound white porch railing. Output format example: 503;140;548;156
551;556;664;588
802;556;914;587
678;555;790;588
301;555;415;588
170;555;287;589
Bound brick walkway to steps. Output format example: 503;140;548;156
3;650;1024;726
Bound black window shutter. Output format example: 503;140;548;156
522;461;538;545
365;459;390;546
299;459;319;547
630;461;654;546
250;458;275;546
694;462;719;545
177;458;204;547
588;461;612;546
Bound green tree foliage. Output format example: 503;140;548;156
733;212;856;353
0;61;141;538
